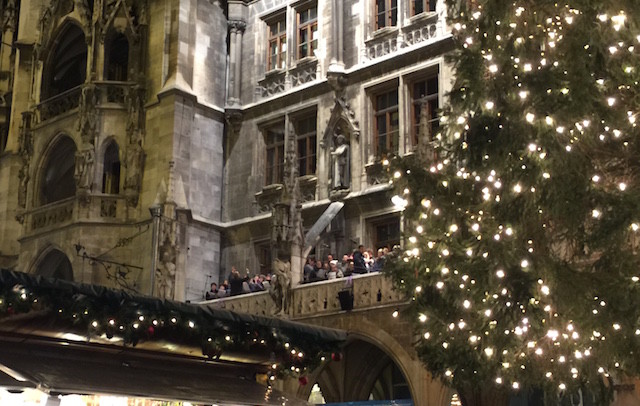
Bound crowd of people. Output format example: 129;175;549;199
302;244;389;283
205;266;271;300
204;245;390;300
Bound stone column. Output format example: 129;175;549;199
227;20;246;105
329;0;344;72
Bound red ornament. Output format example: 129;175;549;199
298;376;308;386
331;352;342;362
147;326;155;336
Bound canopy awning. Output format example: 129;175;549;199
0;269;347;405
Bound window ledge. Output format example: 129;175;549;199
293;57;317;69
370;26;398;40
407;11;438;25
264;68;286;78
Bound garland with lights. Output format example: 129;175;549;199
0;269;344;384
385;1;640;405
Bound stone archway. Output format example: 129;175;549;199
294;313;453;406
34;248;73;281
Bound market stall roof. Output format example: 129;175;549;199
0;269;346;405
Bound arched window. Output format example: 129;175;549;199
40;136;77;205
102;141;120;194
35;249;73;281
105;32;129;81
43;24;87;99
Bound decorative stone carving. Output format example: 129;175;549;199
123;140;144;206
37;86;82;123
366;35;398;60
125;84;145;143
290;60;317;87
101;0;144;42
155;239;177;300
74;145;95;190
258;72;286;98
2;0;17;32
17;112;33;209
227;19;246;34
36;0;74;59
73;0;92;32
77;83;98;143
330;129;350;190
269;258;292;316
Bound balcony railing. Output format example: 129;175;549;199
34;82;138;124
35;86;82;123
21;194;131;234
25;197;75;232
204;272;406;320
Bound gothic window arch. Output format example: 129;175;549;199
42;23;87;100
40;135;77;206
34;248;74;281
104;30;129;81
102;140;120;194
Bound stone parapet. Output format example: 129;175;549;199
203;272;406;319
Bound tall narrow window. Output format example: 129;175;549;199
375;0;397;30
268;17;287;71
40;136;77;205
295;115;317;176
43;24;87;99
102;141;121;194
411;74;439;148
297;5;318;59
265;128;285;185
105;32;129;81
374;89;399;157
411;0;437;15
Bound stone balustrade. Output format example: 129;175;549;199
203;272;406;320
35;86;82;123
25;197;75;232
34;81;138;123
21;194;131;235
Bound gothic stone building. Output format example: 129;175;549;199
0;0;451;301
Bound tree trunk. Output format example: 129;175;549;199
457;384;511;406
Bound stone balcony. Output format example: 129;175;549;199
20;194;131;236
34;81;138;124
203;272;406;320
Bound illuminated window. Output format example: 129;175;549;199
375;0;397;30
295;114;317;176
373;88;399;157
297;5;318;59
267;17;287;71
265;127;285;185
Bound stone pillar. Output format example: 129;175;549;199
329;0;344;72
227;20;246;105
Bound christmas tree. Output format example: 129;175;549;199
385;1;640;405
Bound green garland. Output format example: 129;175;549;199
0;270;344;382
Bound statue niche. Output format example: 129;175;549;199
330;126;350;191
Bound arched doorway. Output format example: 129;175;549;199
34;249;73;281
39;136;77;206
42;24;87;99
306;339;413;404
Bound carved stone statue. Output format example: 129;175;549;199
17;165;29;208
269;258;292;316
74;147;95;190
124;141;144;190
155;249;176;300
330;130;350;190
78;84;98;143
